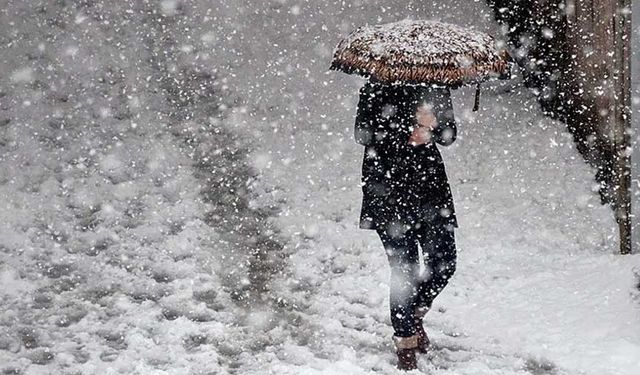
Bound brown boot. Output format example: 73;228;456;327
393;335;418;371
414;307;430;353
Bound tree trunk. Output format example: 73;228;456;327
613;0;632;254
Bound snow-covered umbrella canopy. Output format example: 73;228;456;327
330;20;512;86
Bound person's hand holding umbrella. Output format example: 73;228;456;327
409;104;437;146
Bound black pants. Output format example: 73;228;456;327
376;223;457;337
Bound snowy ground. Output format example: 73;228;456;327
1;0;639;374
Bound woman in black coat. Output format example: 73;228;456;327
354;80;458;370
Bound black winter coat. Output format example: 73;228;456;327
355;81;459;233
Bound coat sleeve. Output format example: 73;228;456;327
418;86;457;147
354;83;377;146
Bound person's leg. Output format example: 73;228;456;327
376;226;421;337
415;223;457;310
376;225;421;370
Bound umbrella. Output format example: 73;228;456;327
330;20;512;109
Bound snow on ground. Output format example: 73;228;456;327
1;0;639;374
0;2;286;374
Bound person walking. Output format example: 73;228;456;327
354;79;458;370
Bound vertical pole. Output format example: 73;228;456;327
613;0;632;254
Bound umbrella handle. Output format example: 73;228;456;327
473;83;480;112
